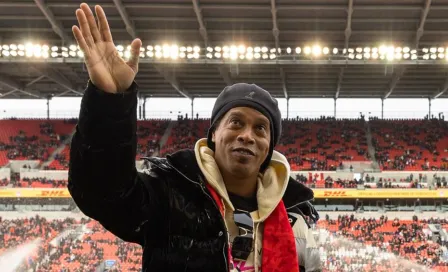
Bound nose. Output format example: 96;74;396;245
237;128;255;145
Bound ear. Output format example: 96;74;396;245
212;130;216;142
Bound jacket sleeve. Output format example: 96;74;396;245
68;80;159;245
290;213;322;272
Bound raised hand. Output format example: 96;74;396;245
72;3;141;93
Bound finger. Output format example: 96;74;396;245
76;8;94;46
80;3;101;42
126;38;142;74
72;26;90;57
95;5;113;43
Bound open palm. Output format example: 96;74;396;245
72;3;141;93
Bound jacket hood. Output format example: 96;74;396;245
193;138;292;222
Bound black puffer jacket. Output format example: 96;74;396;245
68;82;319;272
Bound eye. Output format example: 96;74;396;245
230;119;241;125
257;125;267;131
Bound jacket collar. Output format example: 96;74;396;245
147;149;315;210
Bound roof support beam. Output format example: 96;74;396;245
153;65;192;99
270;0;280;49
0;74;42;98
25;75;46;88
113;0;137;39
279;68;288;99
217;66;232;86
344;0;354;49
192;0;209;47
415;0;432;48
31;66;83;96
335;68;345;99
383;67;406;99
33;0;72;43
432;77;448;99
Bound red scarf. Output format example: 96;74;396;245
206;183;299;272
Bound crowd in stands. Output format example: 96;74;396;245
17;177;67;188
278;117;369;171
0;118;447;172
295;172;448;189
319;214;448;271
371;119;448;171
0;214;446;271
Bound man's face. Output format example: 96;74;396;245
212;107;271;178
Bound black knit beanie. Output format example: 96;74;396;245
207;83;282;172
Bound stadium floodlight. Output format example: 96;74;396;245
140;47;145;52
18;50;25;57
304;46;311;55
270;48;276;53
312;45;321;56
51;52;58;58
411;54;417;60
269;53;276;59
254;52;261;59
262;53;268;59
146;51;154;57
430;47;437;53
254;47;261;53
239;54;245;60
2;45;9;50
214;46;221;52
10;50;17;57
379;46;387;54
139;52;145;58
77;51;83;58
403;47;410;53
423;54;429;60
247;47;253;53
169;52;177;59
430;54;437;60
356;47;362;53
422;48;429;53
295;47;301;54
206;47;213;52
323;47;329;55
69;45;77;51
238;45;245;53
223;52;229;59
230;45;237;53
163;51;170;58
386;53;394;61
438;53;445;59
155;51;162;58
395;53;402;59
223;46;229;52
261;46;268;53
348;48;354;53
214;52;221;58
411;49;417;54
116;45;124;52
230;52;238;60
372;52;379;59
42;51;49;58
155;45;162;51
51;46;58;52
286;47;292;54
179;52;186;58
18;44;25;51
193;46;200;53
356;54;362;59
10;44;17;50
403;53;410;59
2;50;9;57
246;52;253;59
42;45;49;51
395;47;402;53
146;45;153;51
333;48;338;54
180;46;186;52
364;53;370;59
193;52;200;59
348;53;354;59
363;47;370;53
187;53;193;59
438;47;444;53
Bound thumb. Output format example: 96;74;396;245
127;38;142;74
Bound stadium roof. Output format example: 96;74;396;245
0;0;448;100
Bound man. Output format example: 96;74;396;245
68;3;321;272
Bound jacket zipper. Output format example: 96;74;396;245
156;160;230;272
